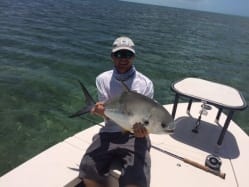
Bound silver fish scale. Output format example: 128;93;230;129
104;91;174;134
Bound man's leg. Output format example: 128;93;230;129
83;179;105;187
119;135;151;187
79;133;113;187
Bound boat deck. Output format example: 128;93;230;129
0;102;248;187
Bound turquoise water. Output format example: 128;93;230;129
0;0;249;175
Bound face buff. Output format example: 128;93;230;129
113;65;136;81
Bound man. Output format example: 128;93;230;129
79;36;154;187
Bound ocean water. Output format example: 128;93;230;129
0;0;249;175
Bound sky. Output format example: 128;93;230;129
124;0;249;17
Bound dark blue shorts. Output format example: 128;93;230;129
79;132;151;187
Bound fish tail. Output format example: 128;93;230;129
69;80;96;118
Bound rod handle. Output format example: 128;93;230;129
183;158;226;179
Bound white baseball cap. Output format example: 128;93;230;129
112;36;135;54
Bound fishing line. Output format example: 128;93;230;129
78;116;226;179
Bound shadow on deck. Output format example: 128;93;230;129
170;116;239;159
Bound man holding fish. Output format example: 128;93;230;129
75;36;174;187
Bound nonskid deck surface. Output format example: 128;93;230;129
150;103;248;187
0;103;248;187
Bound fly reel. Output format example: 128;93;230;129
205;155;222;171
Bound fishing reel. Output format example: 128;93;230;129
205;155;222;171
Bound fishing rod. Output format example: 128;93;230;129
151;145;225;179
78;116;226;179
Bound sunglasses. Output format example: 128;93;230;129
113;50;134;59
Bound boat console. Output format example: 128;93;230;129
171;77;247;145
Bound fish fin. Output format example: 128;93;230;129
69;80;96;118
78;80;96;105
120;81;130;92
69;105;93;118
67;167;79;171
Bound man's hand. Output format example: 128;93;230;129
91;102;105;117
133;123;149;138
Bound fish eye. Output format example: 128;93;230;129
143;120;149;126
161;123;167;128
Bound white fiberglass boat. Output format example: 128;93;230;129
0;77;248;187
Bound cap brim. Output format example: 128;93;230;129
112;47;135;54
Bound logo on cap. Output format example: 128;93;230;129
112;36;135;54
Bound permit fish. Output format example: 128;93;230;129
70;81;175;134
